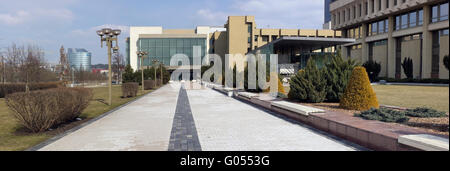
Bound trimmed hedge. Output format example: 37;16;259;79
405;107;447;118
5;88;93;133
362;60;381;82
144;80;156;90
340;67;379;110
0;81;64;98
122;82;139;98
355;108;410;123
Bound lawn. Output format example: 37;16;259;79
284;85;449;112
0;86;154;151
372;85;449;113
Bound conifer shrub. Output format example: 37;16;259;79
324;53;357;102
122;82;139;98
362;60;381;82
355;108;409;123
340;67;379;110
405;107;447;118
402;57;413;79
288;60;327;103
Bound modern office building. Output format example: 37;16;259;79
330;0;449;79
68;48;92;71
127;16;350;75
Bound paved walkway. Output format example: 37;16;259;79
38;82;361;151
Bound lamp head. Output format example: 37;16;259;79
96;30;104;36
102;28;112;35
112;29;121;36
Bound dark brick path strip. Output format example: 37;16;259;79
168;86;202;151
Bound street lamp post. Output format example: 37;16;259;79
97;28;121;106
152;59;159;87
137;51;148;92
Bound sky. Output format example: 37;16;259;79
0;0;325;64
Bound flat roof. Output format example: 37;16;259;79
251;36;355;53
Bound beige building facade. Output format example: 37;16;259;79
330;0;449;79
127;16;343;73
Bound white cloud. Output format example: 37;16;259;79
0;10;30;25
0;8;74;26
195;0;324;29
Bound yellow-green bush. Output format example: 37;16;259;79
340;67;379;110
278;78;285;95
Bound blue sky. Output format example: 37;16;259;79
0;0;325;64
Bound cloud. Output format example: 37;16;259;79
0;8;74;26
0;10;30;25
195;0;324;29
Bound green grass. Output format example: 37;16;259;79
372;85;449;113
285;85;449;112
0;86;153;151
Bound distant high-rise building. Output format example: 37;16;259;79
68;48;92;71
323;0;333;29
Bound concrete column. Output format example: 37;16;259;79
389;0;394;9
361;24;369;63
387;16;396;78
421;5;432;79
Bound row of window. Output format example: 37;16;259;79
369;18;389;36
334;1;448;27
395;9;423;31
139;38;205;48
432;2;448;23
334;0;408;25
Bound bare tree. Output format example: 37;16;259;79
112;51;125;84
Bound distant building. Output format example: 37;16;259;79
68;48;92;71
323;0;333;29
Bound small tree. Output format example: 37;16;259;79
362;60;381;82
288;59;327;103
340;67;379;110
122;65;135;83
444;55;449;71
402;57;413;79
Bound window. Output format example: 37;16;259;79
395;9;424;30
386;0;389;8
254;35;258;41
378;0;381;11
371;0;375;13
409;11;417;27
401;14;408;29
432;2;449;23
262;36;269;42
272;35;278;41
368;19;387;36
365;2;368;15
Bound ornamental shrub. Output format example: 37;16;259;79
324;53;358;102
5;88;92;133
405;107;447;118
340;67;379;110
122;82;139;98
355;108;409;123
144;80;156;90
402;57;413;79
122;65;135;83
288;59;327;103
362;60;381;82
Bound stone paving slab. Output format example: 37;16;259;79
187;85;362;151
38;85;180;151
168;87;202;151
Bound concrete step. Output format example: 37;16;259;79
398;134;449;151
271;101;325;116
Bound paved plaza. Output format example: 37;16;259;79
38;82;362;151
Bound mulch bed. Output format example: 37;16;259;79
295;102;449;136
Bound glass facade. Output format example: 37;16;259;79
68;48;92;71
138;38;206;67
